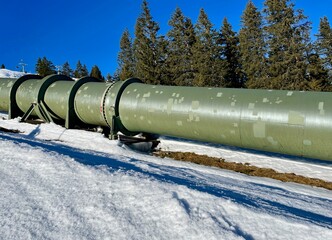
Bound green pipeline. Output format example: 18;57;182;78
1;74;332;161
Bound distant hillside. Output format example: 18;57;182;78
0;69;28;78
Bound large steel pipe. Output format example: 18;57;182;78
74;82;108;126
1;74;332;161
0;78;16;111
15;75;73;120
119;83;332;161
15;79;42;116
44;81;75;120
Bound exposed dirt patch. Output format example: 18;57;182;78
154;151;332;191
0;126;22;133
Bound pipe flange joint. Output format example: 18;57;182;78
103;78;142;135
9;74;42;119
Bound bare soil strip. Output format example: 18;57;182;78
0;126;22;133
154;151;332;191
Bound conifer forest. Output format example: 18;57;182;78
37;0;332;91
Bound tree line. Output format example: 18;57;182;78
117;0;332;91
34;57;108;81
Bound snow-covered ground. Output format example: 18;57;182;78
0;69;27;78
0;113;332;239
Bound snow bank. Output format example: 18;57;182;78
0;114;332;239
0;69;27;78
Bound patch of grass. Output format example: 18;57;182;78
154;151;332;191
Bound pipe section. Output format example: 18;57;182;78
74;82;108;126
0;78;16;111
1;74;332;161
44;81;75;120
119;83;332;161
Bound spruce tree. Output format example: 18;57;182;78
315;16;332;79
157;36;169;85
35;57;56;77
81;64;89;77
263;0;311;90
219;17;244;88
61;61;73;77
105;73;113;82
239;0;267;89
117;29;135;80
73;60;89;78
192;8;220;87
306;52;330;91
73;60;83;78
90;65;104;80
1;64;5;69
134;0;165;84
166;7;196;86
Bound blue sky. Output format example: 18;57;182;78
1;0;331;76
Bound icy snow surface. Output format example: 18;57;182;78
0;69;27;78
0;113;331;239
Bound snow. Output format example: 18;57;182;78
0;69;27;79
0;113;332;239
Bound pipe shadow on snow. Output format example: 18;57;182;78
0;132;331;230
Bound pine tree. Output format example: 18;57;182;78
239;0;267;89
105;73;113;82
192;8;221;87
315;16;332;79
134;0;165;84
117;29;135;80
35;57;56;77
112;72;120;82
219;17;244;88
61;61;73;77
1;64;5;69
306;52;330;91
73;61;83;78
90;65;104;80
82;64;89;77
166;7;196;86
73;60;89;78
263;0;311;90
157;35;169;85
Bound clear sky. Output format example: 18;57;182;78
1;0;331;76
